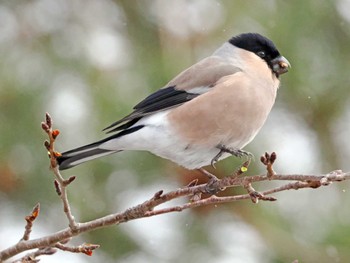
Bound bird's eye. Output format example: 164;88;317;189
257;51;265;58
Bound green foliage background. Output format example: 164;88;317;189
1;0;350;262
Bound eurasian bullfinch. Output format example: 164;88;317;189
57;32;290;170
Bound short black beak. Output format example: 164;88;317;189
271;56;291;76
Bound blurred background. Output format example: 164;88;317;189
1;0;350;262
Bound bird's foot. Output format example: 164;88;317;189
217;144;254;159
198;168;224;195
211;145;253;169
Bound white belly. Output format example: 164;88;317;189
99;111;249;169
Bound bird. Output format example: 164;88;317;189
57;32;290;171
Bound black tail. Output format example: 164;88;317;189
57;125;144;170
57;144;118;170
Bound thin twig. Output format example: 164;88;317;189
20;203;40;242
51;166;78;230
55;242;99;256
42;113;78;230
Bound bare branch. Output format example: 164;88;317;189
55;242;99;256
12;247;57;263
1;169;349;261
1;113;350;262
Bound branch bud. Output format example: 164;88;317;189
45;112;52;128
54;180;62;195
44;140;50;150
270;152;277;163
52;129;60;139
25;203;40;223
41;122;50;133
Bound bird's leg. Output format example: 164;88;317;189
211;150;224;168
198;168;218;181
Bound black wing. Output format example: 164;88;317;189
102;55;242;134
103;86;198;133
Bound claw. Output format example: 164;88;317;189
198;168;223;194
211;150;224;168
204;176;222;195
